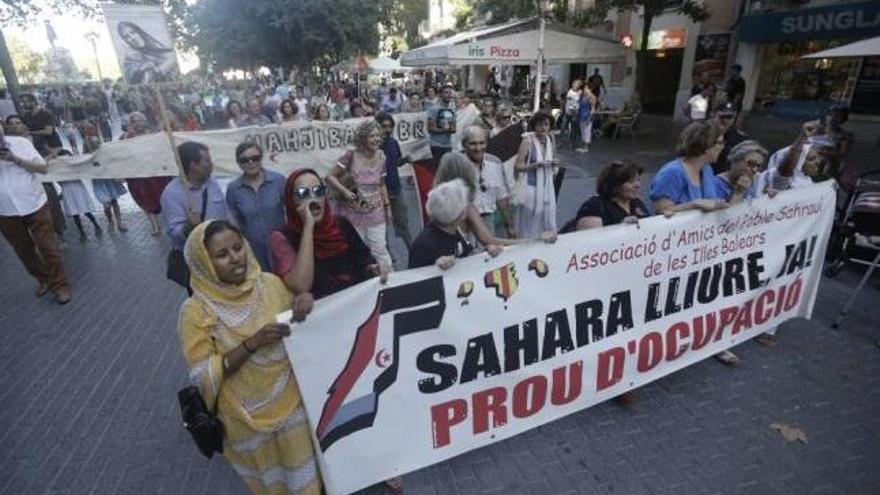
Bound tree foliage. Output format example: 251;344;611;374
185;0;388;72
7;35;45;84
0;0;95;26
381;0;429;51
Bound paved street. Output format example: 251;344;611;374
1;115;879;495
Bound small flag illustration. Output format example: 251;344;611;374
528;259;549;278
483;263;518;301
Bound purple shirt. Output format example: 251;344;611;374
160;177;229;249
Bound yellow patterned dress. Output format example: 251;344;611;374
178;222;321;495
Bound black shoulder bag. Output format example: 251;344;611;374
177;381;224;458
166;187;209;290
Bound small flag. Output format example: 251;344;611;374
484;263;518;302
528;259;549;278
457;281;474;298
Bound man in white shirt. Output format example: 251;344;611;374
461;125;515;238
685;85;713;122
0;127;71;304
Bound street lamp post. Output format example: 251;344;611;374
84;31;103;81
532;1;548;113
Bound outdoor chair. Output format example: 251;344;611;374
612;111;640;139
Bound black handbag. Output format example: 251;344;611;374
177;385;224;458
166;188;209;290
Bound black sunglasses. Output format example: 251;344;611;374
237;154;262;165
293;184;327;201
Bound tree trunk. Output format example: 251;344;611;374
636;12;653;100
0;28;22;114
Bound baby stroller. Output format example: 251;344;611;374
824;170;880;328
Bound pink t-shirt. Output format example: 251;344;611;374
335;149;386;229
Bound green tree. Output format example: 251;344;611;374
1;0;94;107
188;0;388;73
7;35;45;85
381;0;429;50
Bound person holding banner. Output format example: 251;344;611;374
178;220;321;495
408;179;474;269
650;122;739;367
650;121;728;217
226;100;244;129
561;160;649;233
270;169;388;301
325;120;394;267
278;99;299;123
713;140;768;203
122;112;173;236
160;142;229;251
240;98;272;127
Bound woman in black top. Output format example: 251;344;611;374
409;179;475;270
562;160;649;233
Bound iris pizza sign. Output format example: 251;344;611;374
467;43;522;60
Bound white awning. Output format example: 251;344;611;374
401;17;625;67
801;36;880;59
369;56;412;72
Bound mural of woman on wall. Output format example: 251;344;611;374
117;21;178;84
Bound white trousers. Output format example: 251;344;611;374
580;120;593;145
356;223;393;267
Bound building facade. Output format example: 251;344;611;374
735;0;880;118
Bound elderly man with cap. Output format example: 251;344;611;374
711;101;748;174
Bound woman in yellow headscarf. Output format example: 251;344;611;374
178;219;321;495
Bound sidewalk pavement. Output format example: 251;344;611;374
1;115;878;495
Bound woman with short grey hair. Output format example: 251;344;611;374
714;140;769;203
409;179;473;269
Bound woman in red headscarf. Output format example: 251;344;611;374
270;169;401;493
270;169;389;306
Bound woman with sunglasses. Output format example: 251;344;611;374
226;142;286;271
713;140;768;204
270;169;388;304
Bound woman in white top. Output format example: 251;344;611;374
513;111;559;238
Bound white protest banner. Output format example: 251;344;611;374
102;4;180;85
282;182;836;495
41;108;482;183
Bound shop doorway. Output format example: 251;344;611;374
640;48;684;114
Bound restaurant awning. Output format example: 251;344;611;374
801;36;880;59
400;17;625;67
330;56;413;73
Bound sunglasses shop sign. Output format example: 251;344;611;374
41;113;433;182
